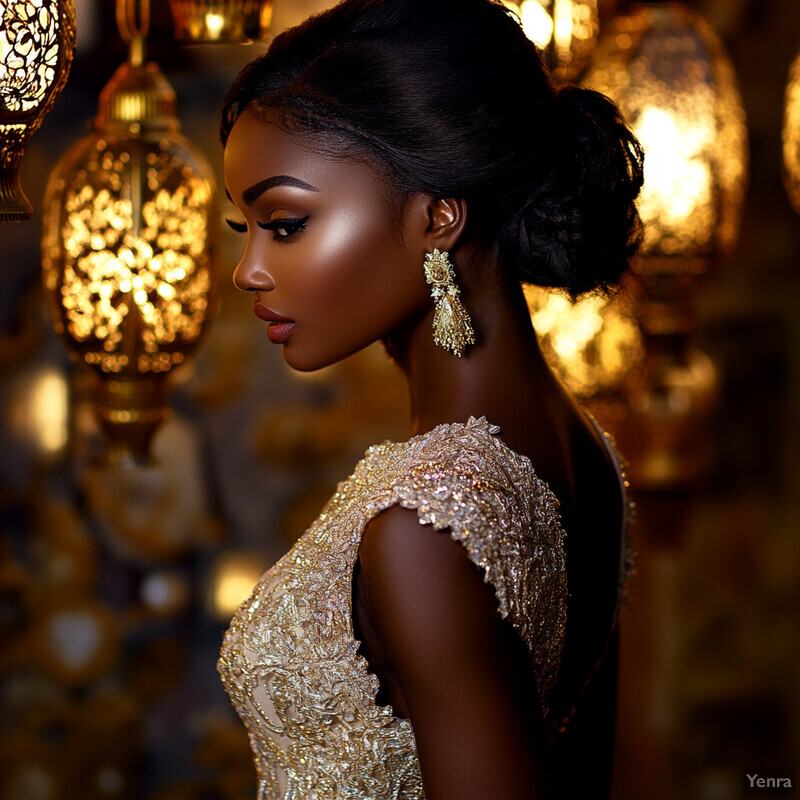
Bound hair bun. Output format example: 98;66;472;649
498;85;644;296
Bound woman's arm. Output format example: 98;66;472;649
359;505;558;800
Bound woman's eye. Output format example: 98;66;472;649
225;218;247;233
257;215;310;241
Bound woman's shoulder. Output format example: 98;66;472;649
361;415;548;505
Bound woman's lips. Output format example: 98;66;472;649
253;303;295;344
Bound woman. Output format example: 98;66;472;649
217;0;642;798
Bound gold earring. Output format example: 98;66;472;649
423;249;475;357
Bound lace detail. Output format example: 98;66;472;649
218;415;631;799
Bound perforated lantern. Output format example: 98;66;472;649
42;1;216;465
167;0;273;43
0;0;75;221
583;4;748;488
585;4;747;266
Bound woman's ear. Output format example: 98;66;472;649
403;194;468;253
427;196;468;251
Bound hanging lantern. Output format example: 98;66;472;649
782;48;800;214
0;0;75;222
504;0;599;80
167;0;273;43
42;0;216;465
583;3;748;488
585;4;747;264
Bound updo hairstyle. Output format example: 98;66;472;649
221;0;644;296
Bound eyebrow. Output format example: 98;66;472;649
241;175;320;206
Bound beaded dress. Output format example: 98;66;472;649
218;415;635;800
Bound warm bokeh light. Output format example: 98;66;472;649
211;552;268;619
505;0;598;79
584;5;748;260
525;285;642;399
167;0;273;42
9;365;70;457
519;0;554;48
633;105;715;254
47;147;213;375
29;366;70;456
783;50;800;213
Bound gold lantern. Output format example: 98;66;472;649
0;0;75;221
783;48;800;213
167;0;273;43
584;3;748;488
42;0;216;465
504;0;599;80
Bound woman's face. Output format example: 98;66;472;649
224;111;432;372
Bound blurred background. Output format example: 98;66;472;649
0;0;797;798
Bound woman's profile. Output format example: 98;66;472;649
216;0;642;797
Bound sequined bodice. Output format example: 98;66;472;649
218;416;633;800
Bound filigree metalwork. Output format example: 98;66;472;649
0;0;61;111
0;0;75;220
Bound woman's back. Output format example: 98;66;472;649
353;382;630;798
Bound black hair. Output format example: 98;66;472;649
221;0;644;296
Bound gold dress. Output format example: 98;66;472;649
218;416;634;800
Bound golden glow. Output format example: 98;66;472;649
525;286;642;398
204;11;225;36
168;0;274;43
10;365;69;456
783;51;800;213
44;138;213;375
0;0;61;112
30;366;69;455
553;0;573;55
212;553;267;619
633;105;714;254
520;0;554;48
584;6;747;260
510;0;598;79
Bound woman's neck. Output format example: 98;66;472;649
388;250;566;441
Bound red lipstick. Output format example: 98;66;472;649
253;303;295;344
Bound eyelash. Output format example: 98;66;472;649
225;215;310;241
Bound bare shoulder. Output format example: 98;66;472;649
359;505;555;800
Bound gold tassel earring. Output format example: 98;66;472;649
423;249;475;357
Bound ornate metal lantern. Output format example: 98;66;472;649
0;0;75;221
167;0;273;43
584;3;748;488
42;0;216;465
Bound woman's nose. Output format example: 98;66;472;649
232;248;275;293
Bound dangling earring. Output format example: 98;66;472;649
423;249;475;357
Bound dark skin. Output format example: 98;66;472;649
225;112;625;800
